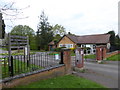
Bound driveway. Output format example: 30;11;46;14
72;59;119;88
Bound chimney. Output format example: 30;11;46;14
68;32;71;34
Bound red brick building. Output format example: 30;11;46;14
57;34;110;53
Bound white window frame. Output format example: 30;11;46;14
59;44;63;47
70;44;73;48
59;44;73;48
64;44;73;48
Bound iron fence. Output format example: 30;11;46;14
1;52;62;79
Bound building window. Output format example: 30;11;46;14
67;44;71;48
59;44;63;47
59;44;73;48
70;44;73;48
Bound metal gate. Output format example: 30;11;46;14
1;34;62;79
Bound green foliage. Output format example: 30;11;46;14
52;24;66;44
53;47;66;52
15;75;105;88
54;34;61;41
71;51;75;56
36;11;53;50
70;47;75;51
30;36;37;50
84;54;96;59
52;24;66;36
11;25;35;36
107;30;116;46
0;51;35;56
53;39;58;45
10;25;36;50
107;30;120;51
115;35;120;50
2;59;42;78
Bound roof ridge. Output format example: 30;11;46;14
80;33;110;37
66;33;110;37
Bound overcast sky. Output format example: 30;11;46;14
1;0;119;35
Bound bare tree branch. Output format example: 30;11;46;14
4;16;29;20
0;1;30;32
0;2;30;20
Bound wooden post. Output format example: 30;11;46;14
8;33;13;76
0;13;2;39
10;56;14;76
27;36;30;67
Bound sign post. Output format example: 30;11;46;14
24;45;30;67
55;53;59;60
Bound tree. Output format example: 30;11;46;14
0;2;29;36
52;24;66;43
0;13;5;39
10;25;36;50
107;30;116;51
54;34;61;41
52;24;66;36
115;35;120;50
37;11;53;50
107;30;120;51
0;2;29;20
11;25;35;35
107;31;116;46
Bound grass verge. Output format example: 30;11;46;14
106;54;120;61
2;59;42;78
84;54;96;59
14;75;105;88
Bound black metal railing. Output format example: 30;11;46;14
1;52;61;79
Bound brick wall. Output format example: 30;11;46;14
2;49;71;88
2;65;66;88
96;46;119;60
105;51;120;58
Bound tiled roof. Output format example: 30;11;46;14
48;41;55;45
66;34;78;43
66;34;110;44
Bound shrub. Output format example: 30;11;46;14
70;48;75;51
54;47;66;52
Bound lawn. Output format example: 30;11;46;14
84;54;96;59
1;58;42;78
0;51;36;56
71;51;75;56
106;54;120;61
15;75;105;88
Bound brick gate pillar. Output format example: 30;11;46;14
103;47;107;60
75;48;84;68
96;46;102;62
62;49;71;74
96;45;107;62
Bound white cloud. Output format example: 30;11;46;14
1;0;119;35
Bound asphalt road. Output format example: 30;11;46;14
73;59;119;88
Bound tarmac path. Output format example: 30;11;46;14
72;60;119;88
